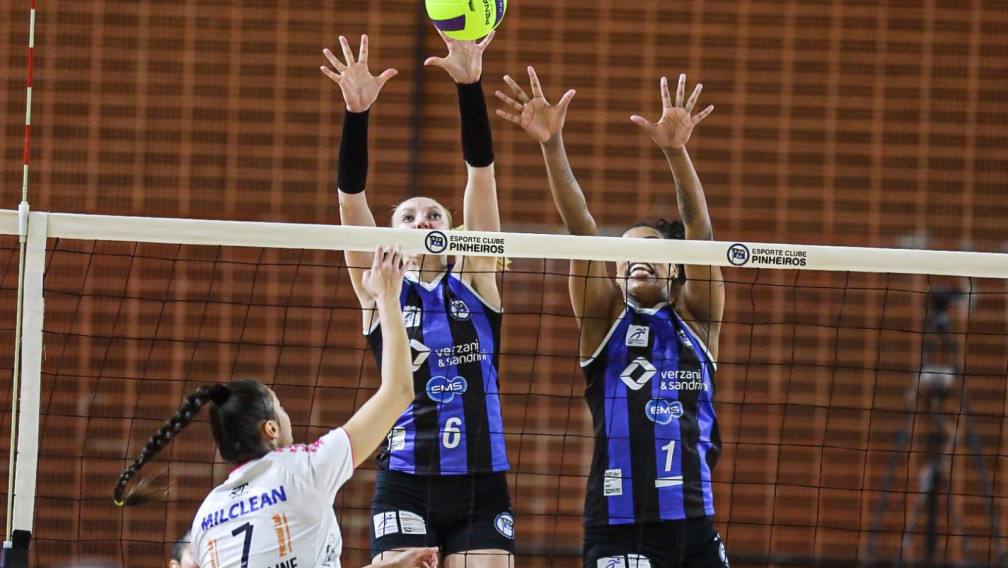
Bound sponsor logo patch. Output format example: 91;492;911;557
426;376;468;403
373;512;398;538
603;469;623;496
399;511;427;535
619;357;657;391
677;327;693;348
403;305;421;328
645;399;683;425
494;512;515;539
410;339;430;372
597;555;651;568
387;427;406;451
625;324;650;347
449;299;471;321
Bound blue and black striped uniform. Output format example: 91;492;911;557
366;267;509;475
582;302;720;525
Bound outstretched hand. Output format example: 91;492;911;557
631;74;713;152
424;29;495;84
495;66;576;144
361;244;407;302
321;34;398;112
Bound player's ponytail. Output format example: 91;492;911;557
113;384;222;506
113;379;277;506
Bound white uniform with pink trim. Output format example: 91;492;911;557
191;428;354;568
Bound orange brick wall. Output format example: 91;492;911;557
1;1;1006;567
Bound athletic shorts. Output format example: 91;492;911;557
370;469;515;557
583;517;730;568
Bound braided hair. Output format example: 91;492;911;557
113;379;276;506
628;218;687;286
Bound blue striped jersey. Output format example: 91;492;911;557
366;267;509;475
581;302;720;525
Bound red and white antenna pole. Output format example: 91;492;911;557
4;0;37;561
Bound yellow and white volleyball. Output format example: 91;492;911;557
425;0;507;41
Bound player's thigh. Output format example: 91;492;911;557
682;529;729;568
440;474;514;557
444;549;513;568
370;471;441;554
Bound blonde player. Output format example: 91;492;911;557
114;246;434;568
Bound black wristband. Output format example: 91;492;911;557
337;109;370;194
457;81;495;168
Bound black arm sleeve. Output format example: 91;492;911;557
337;109;370;194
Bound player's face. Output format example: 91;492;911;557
268;389;294;448
615;226;676;305
392;197;450;231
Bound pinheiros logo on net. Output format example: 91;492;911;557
424;230;505;256
727;242;808;268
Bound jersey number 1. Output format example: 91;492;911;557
661;440;676;472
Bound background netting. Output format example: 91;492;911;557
2;0;1008;567
4;227;1006;567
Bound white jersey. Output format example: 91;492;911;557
191;428;355;568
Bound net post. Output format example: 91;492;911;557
10;212;46;540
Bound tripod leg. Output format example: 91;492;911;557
865;394;918;566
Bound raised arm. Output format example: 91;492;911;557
424;30;501;301
631;74;724;359
321;34;398;316
341;245;414;468
496;67;621;356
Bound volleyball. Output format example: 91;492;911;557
425;0;507;41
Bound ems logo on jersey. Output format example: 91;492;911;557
677;328;693;348
625;324;650;347
410;339;431;372
494;512;515;539
645;399;683;425
449;299;471;321
619;357;657;391
403;305;422;328
426;375;468;403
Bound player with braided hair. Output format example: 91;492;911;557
113;246;436;568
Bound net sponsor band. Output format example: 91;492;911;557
727;243;808;267
425;230;506;256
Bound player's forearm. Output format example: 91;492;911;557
375;295;414;403
541;134;598;236
664;147;713;240
457;81;494;168
337;109;370;195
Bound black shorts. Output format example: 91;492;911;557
583;517;729;568
369;469;515;557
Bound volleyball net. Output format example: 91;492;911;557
2;208;1006;567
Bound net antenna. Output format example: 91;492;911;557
864;284;1007;567
2;1;38;566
